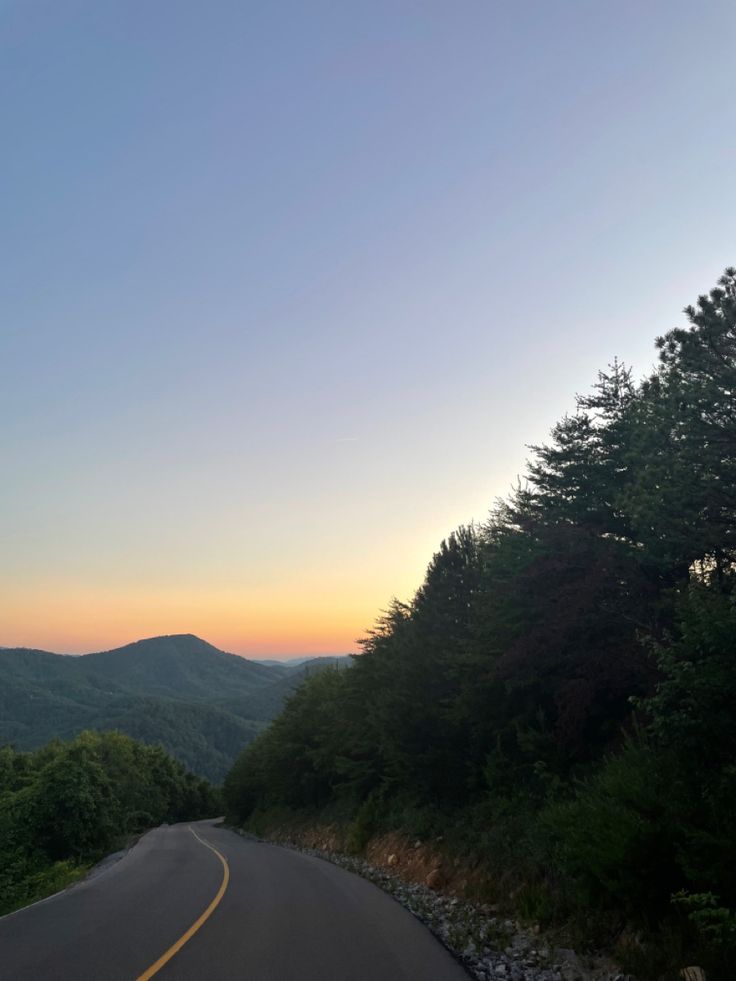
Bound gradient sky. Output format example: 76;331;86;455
2;1;735;656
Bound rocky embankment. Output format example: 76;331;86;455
247;826;634;981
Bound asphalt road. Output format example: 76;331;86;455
0;820;470;980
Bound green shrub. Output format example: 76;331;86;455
672;892;736;970
541;739;680;916
346;795;380;854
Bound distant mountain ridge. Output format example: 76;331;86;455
0;634;352;781
254;655;353;668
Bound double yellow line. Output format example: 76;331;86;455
136;826;230;981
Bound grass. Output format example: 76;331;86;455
0;860;90;918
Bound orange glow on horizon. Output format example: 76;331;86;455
0;498;484;658
0;578;401;658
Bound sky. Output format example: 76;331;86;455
2;1;735;657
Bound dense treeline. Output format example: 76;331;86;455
225;269;736;976
0;730;220;915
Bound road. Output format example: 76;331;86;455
0;820;469;980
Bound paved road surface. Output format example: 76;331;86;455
0;820;469;980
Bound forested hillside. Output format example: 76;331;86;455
0;635;322;781
0;731;219;915
225;269;736;977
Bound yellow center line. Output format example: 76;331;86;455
136;826;230;981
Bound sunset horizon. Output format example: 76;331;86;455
4;4;733;663
1;627;358;660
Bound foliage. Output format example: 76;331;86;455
540;738;680;915
672;893;736;958
0;731;220;915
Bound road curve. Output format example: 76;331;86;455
0;819;469;980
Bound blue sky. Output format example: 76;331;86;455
2;1;735;654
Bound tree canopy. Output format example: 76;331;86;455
0;730;219;915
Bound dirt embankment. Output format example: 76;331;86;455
275;825;486;896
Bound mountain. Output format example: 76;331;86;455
0;634;334;781
77;634;280;699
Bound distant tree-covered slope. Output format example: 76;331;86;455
0;635;278;697
81;634;279;699
0;634;329;781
